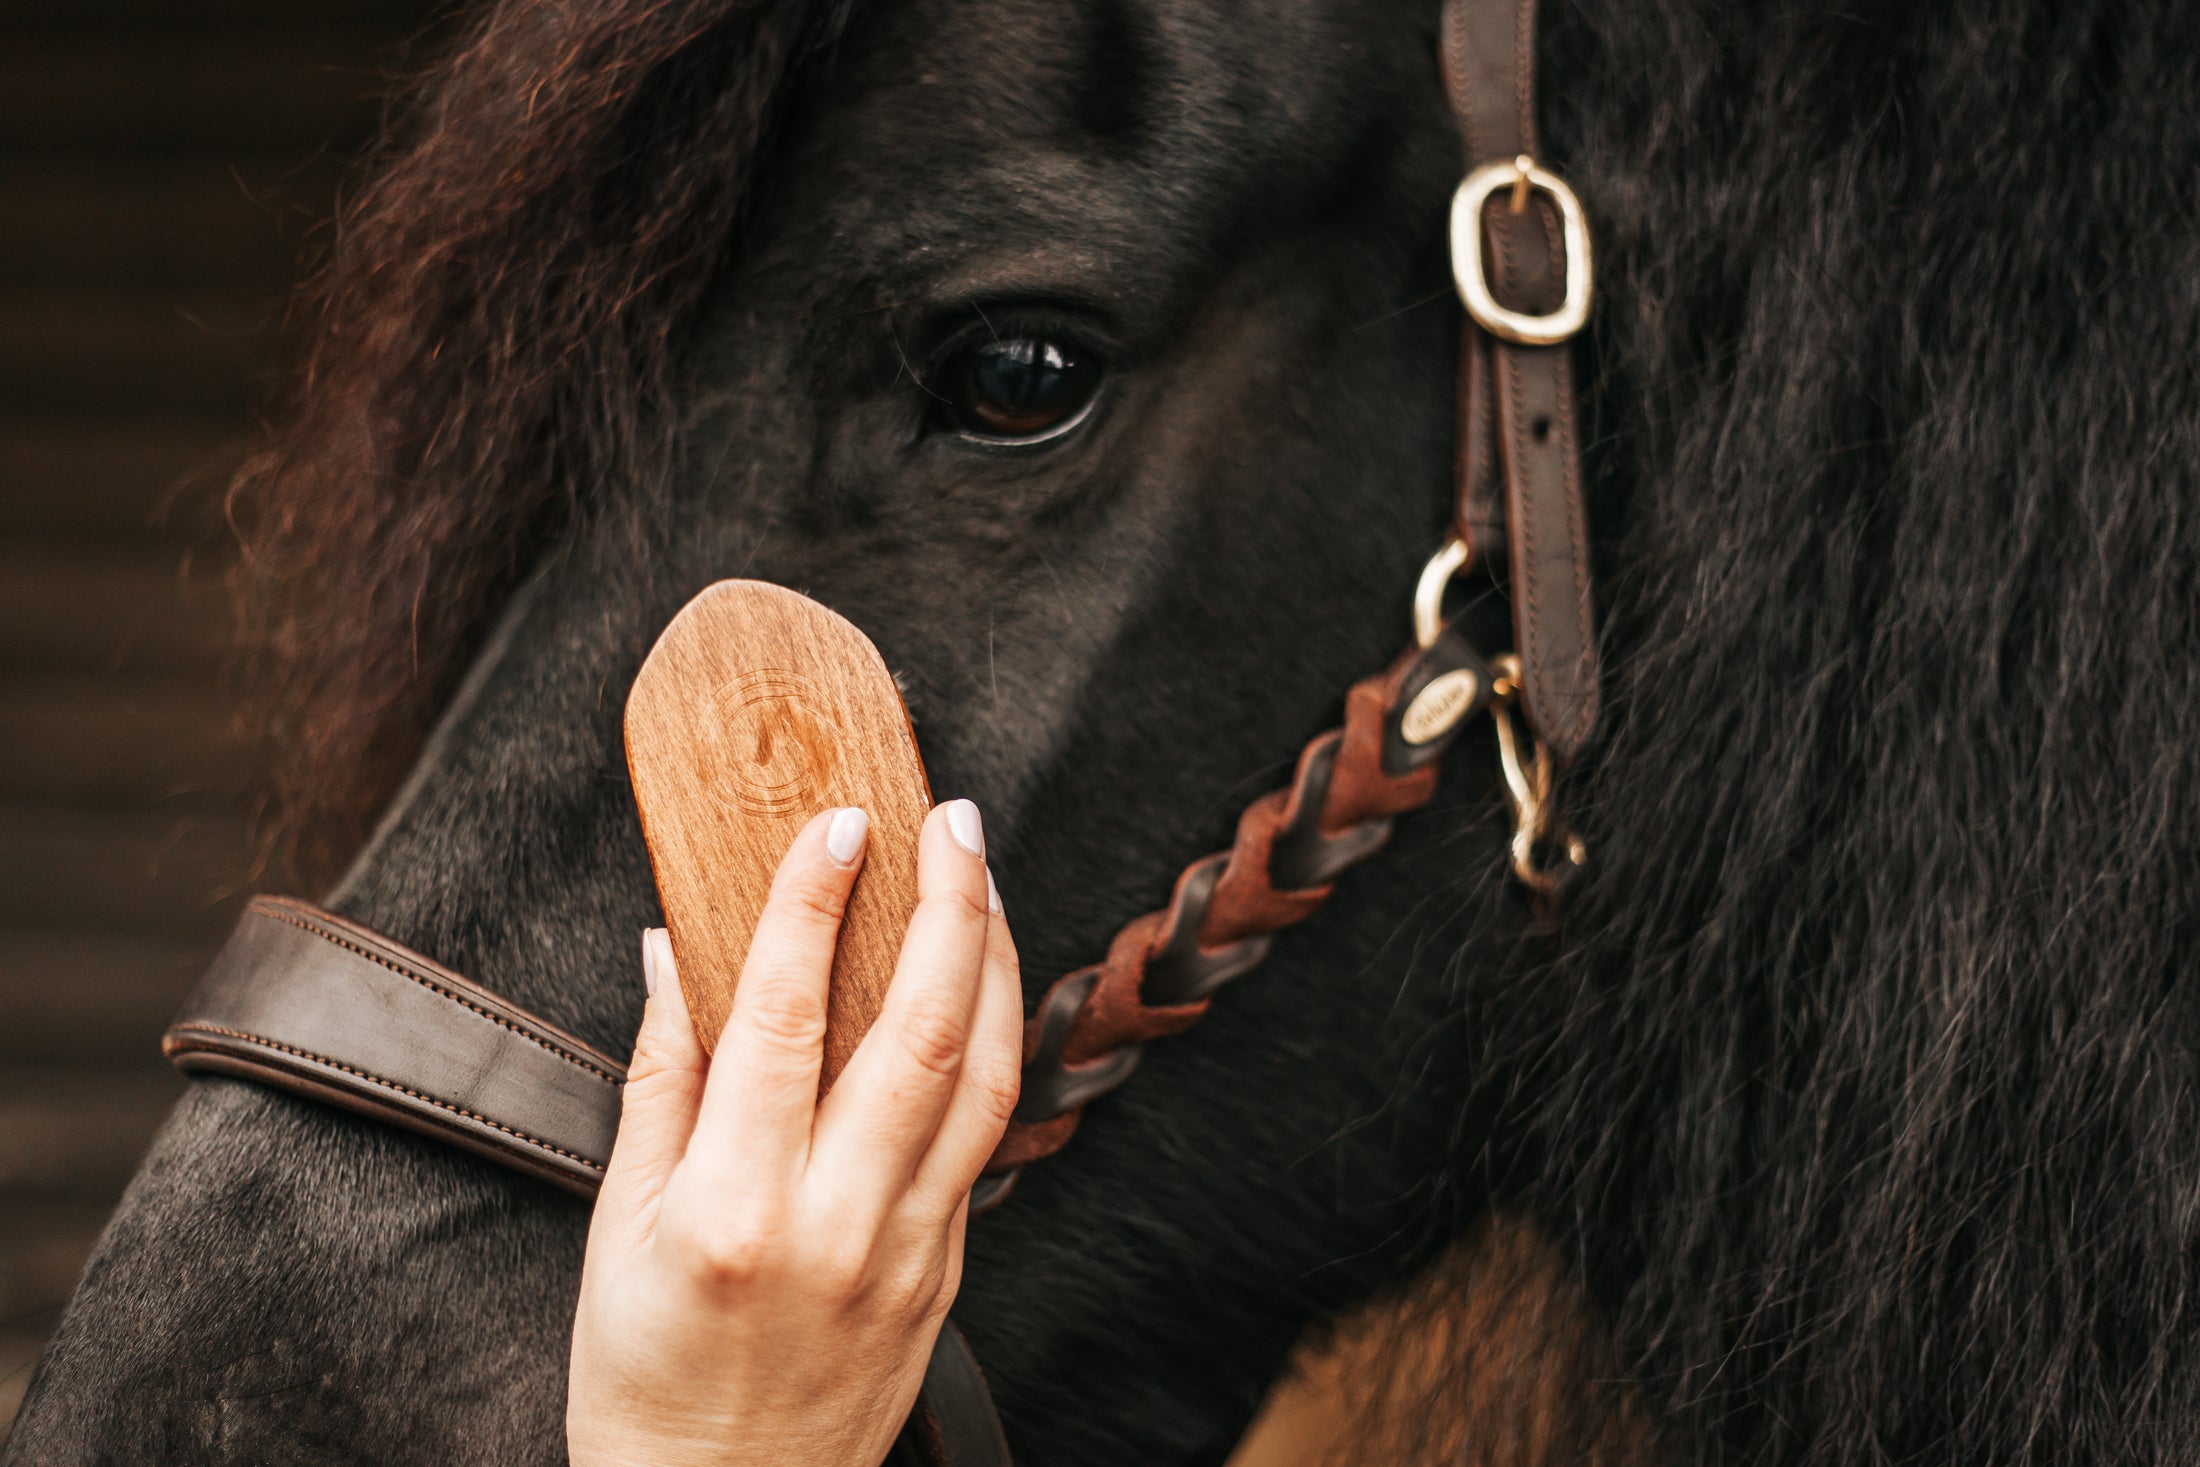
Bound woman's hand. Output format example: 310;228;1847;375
568;799;1022;1467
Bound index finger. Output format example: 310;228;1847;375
591;929;708;1248
684;806;870;1191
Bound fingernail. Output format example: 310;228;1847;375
641;927;667;997
826;806;870;866
985;867;1003;916
944;799;984;858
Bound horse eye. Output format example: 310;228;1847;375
941;337;1101;441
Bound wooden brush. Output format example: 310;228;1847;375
626;580;932;1088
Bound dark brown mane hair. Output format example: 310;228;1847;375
235;0;851;876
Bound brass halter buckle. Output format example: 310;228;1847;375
1450;154;1594;347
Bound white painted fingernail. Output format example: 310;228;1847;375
985;867;1003;916
641;927;668;997
944;799;984;858
826;806;870;866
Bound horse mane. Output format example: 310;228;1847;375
1490;1;2200;1457
233;0;851;873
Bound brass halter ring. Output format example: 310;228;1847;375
1413;535;1474;650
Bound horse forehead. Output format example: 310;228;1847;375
848;0;1362;131
805;0;1411;262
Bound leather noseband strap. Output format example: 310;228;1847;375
166;897;621;1194
164;897;1010;1467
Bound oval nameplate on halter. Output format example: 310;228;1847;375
1401;668;1482;745
1379;628;1493;778
626;581;933;1089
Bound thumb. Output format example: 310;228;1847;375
596;928;708;1238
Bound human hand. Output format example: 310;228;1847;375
568;800;1022;1467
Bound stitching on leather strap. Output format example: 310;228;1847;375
1507;346;1547;709
1554;352;1597;750
1512;0;1536;150
254;904;623;1085
170;1021;610;1174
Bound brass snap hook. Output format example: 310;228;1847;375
1490;655;1587;898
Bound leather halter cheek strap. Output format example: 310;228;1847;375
977;0;1601;1200
163;896;1011;1467
1443;0;1602;762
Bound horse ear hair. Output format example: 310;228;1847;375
234;0;856;879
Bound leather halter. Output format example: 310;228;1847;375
160;0;1593;1460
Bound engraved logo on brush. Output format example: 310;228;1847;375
706;670;842;816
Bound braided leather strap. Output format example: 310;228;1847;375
978;629;1491;1201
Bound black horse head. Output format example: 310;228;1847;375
14;0;2200;1462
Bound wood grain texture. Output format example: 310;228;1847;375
625;581;932;1087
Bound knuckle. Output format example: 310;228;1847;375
771;868;851;930
962;1040;1023;1126
737;973;827;1054
671;1213;782;1293
927;1252;963;1317
814;1235;874;1302
616;1063;702;1116
696;1235;772;1291
921;886;991;927
877;1251;948;1320
895;992;971;1079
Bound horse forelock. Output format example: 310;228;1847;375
232;0;855;877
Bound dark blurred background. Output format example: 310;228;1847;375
0;0;440;1437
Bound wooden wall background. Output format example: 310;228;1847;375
0;0;436;1437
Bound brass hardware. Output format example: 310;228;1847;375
1489;654;1587;896
1451;156;1594;346
1413;536;1473;650
1401;668;1481;745
1413;551;1586;896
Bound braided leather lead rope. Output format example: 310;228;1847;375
973;0;1605;1212
975;628;1492;1206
